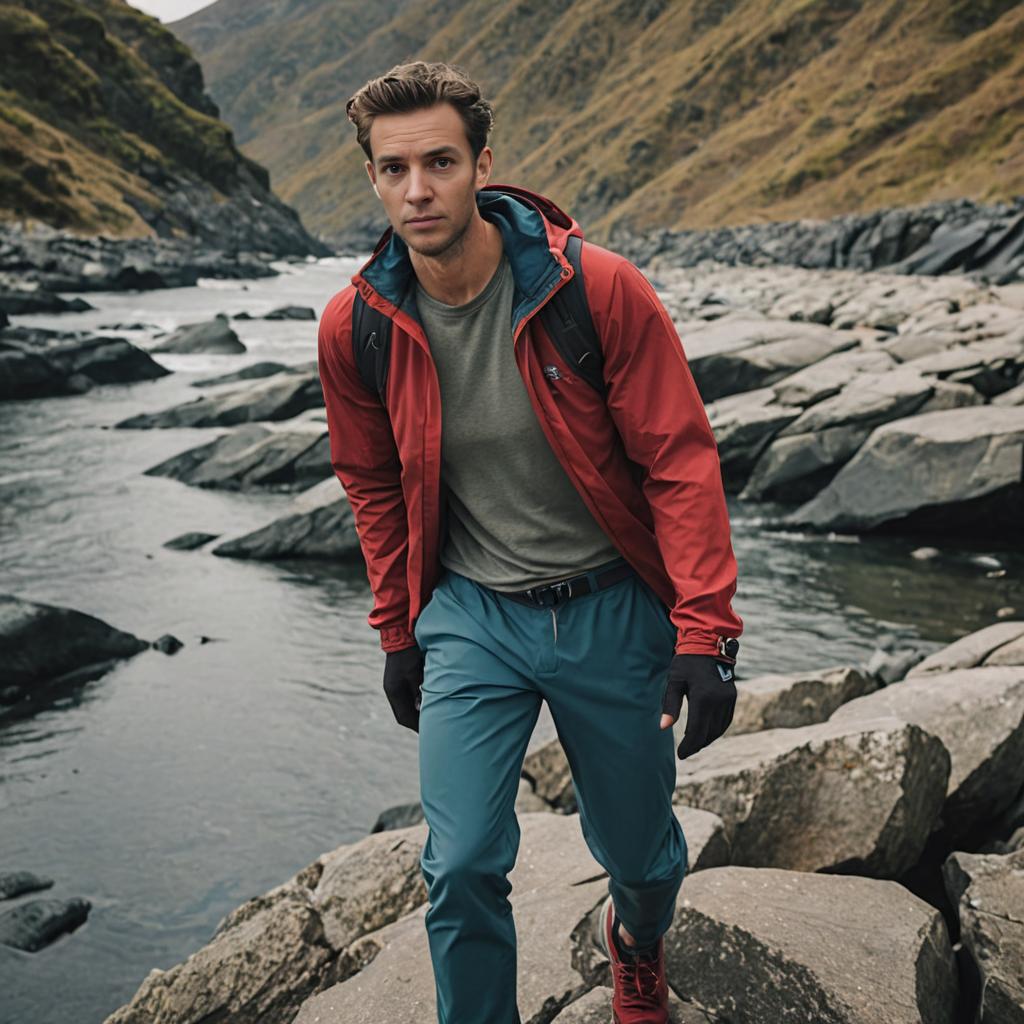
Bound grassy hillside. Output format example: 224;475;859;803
174;0;1024;246
0;0;318;249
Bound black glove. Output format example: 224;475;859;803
661;654;737;760
383;644;425;732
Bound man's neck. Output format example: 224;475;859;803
411;216;504;306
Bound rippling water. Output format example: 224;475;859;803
1;259;1021;1023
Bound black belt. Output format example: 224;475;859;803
495;557;637;608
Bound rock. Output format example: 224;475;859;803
864;645;926;684
115;371;323;429
0;896;91;952
264;305;316;320
943;848;1024;1023
552;985;714;1022
993;382;1024;406
770;347;896;407
0;593;149;718
904;332;1024;398
163;532;220;551
291;813;614;1024
211;478;359;560
150;315;245;355
370;802;424;833
829;666;1024;844
741;369;935;501
152;634;183;655
985;634;1024;667
0;288;94;315
665;866;957;1023
192;361;295;387
144;422;330;491
674;716;950;876
907;622;1024;676
0;871;54;900
729;666;879;734
787;405;1024;536
1;326;169;400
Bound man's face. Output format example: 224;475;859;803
366;102;492;258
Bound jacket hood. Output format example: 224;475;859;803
353;184;582;328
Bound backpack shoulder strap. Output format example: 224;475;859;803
351;289;391;404
538;234;606;398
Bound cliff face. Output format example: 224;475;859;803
0;0;326;254
174;0;1024;248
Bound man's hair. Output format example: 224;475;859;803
346;61;494;162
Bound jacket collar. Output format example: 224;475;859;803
353;184;580;331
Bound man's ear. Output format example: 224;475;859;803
365;160;380;199
475;146;493;189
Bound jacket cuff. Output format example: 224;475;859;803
380;624;417;653
674;631;738;664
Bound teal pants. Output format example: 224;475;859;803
413;556;689;1024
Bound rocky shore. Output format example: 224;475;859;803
98;622;1024;1024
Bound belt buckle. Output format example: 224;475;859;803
551;579;573;605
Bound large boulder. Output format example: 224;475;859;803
943;848;1024;1024
144;423;330;491
829;666;1024;844
729;665;879;734
674;716;950;876
115;371;324;429
0;594;149;718
0;897;91;952
664;866;957;1023
211;478;360;560
906;622;1024;677
786;405;1024;536
150;315;245;354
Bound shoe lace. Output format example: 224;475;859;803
613;950;662;1005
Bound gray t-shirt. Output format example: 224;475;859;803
415;252;621;591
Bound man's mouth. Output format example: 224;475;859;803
407;216;441;225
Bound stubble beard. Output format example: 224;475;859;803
401;196;475;261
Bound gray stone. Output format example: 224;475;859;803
730;666;879;734
907;622;1024;676
0;871;54;900
943;848;1024;1023
0;897;91;952
770;347;896;407
830;666;1024;843
151;315;245;354
674;716;949;876
787;406;1024;535
665;866;957;1023
552;984;715;1022
192;361;294;387
162;532;220;551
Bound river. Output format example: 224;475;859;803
1;257;1021;1023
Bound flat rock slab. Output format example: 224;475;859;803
787;405;1024;535
115;371;323;428
0;871;54;900
674;715;950;876
0;896;91;952
151;315;245;354
907;621;1024;676
731;665;879;733
0;593;149;715
830;666;1024;842
943;848;1024;1023
192;361;294;387
211;479;359;559
665;866;957;1023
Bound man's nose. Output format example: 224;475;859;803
406;166;432;203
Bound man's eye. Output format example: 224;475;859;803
434;157;452;168
384;164;402;174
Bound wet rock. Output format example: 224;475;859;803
943;848;1024;1023
211;478;359;559
665;866;957;1023
1;326;169;400
730;666;879;734
907;621;1024;676
830;666;1024;844
0;896;91;952
115;371;323;428
264;305;316;320
786;405;1024;536
0;872;54;900
144;422;330;491
192;361;294;387
150;314;245;355
674;716;950;876
0;593;149;718
0;288;94;315
162;531;220;551
152;635;183;655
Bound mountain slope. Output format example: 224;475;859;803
0;0;323;253
174;0;1024;246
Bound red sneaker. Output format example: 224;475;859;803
597;893;670;1023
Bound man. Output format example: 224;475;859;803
317;61;743;1024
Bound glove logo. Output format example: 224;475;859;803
716;663;734;683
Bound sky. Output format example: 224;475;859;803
126;0;217;22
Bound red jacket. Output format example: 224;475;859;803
317;184;742;658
